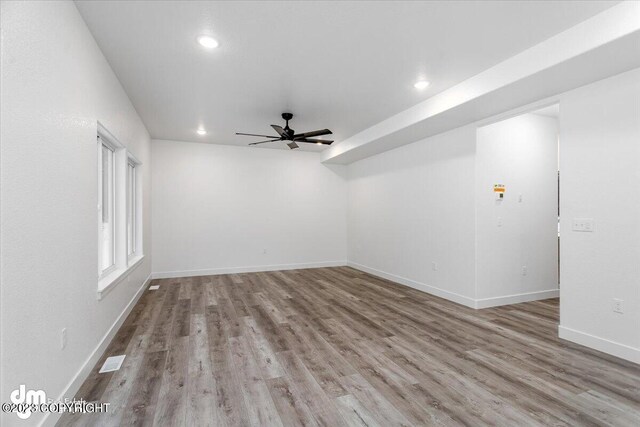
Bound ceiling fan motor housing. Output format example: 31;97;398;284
282;113;295;137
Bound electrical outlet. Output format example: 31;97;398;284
61;328;67;350
612;299;624;314
522;266;527;276
432;262;438;271
263;248;267;255
497;217;503;227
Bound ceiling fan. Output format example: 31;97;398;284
236;113;333;149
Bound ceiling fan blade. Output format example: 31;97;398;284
248;139;280;146
293;129;332;139
296;138;334;145
271;125;287;138
286;141;299;150
236;132;280;138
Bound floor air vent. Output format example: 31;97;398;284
99;355;126;373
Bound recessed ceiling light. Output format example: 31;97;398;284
196;129;207;135
316;142;322;145
197;35;219;49
414;80;430;90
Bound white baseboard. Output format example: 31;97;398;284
347;261;477;308
152;260;347;280
475;289;559;309
348;261;559;310
558;325;640;365
40;274;152;427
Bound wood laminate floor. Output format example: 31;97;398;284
59;267;640;426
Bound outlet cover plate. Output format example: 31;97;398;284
613;299;624;314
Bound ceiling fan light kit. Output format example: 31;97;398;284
236;113;334;150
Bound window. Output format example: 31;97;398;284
127;161;137;257
96;123;144;298
98;138;116;276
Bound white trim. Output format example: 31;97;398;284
127;151;141;166
151;260;347;279
475;289;560;309
97;123;122;280
347;261;559;309
97;140;117;278
97;121;125;150
558;325;640;365
97;255;145;300
40;274;152;427
96;121;144;290
347;261;477;308
126;161;138;259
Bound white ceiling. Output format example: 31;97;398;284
75;0;617;151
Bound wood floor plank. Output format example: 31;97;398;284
338;374;414;427
120;349;167;426
147;286;180;352
254;292;289;324
202;278;218;306
95;334;151;427
205;305;252;426
276;350;347;427
288;317;358;378
62;267;640;427
250;304;290;352
243;316;286;380
190;276;206;315
223;275;251;317
334;394;382;427
279;320;348;398
153;336;188;426
187;314;222;427
178;277;192;300
229;335;284;426
266;376;319;427
172;299;191;338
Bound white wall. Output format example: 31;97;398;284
151;140;347;276
559;68;640;363
348;126;477;306
0;2;152;425
476;114;559;307
347;69;640;363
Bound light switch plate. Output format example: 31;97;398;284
572;218;594;232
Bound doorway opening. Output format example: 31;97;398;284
475;103;560;309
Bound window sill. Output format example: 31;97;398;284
97;255;145;300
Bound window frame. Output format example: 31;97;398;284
97;136;117;278
126;156;141;260
96;122;144;299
